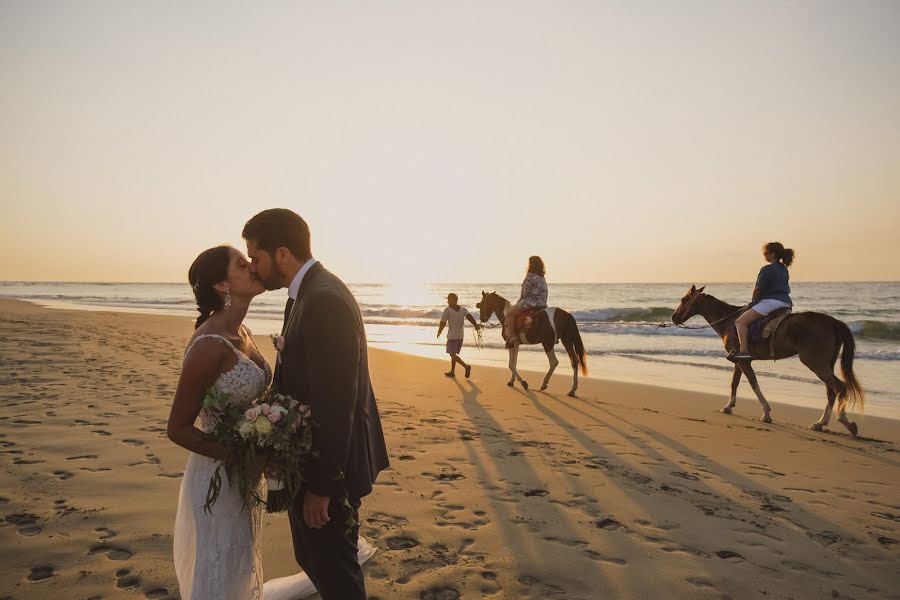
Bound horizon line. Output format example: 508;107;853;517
2;279;899;286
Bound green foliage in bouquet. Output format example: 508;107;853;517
201;385;315;515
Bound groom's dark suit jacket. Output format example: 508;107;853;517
277;262;389;499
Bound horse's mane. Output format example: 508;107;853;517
700;292;742;312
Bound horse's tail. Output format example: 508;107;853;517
834;319;864;413
571;319;588;376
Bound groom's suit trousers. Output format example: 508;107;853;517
289;495;364;599
277;261;389;600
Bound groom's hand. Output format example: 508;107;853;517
303;491;330;529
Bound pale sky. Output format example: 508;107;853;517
1;1;898;283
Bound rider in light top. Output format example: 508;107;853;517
729;242;794;361
504;256;549;348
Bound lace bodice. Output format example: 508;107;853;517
184;334;272;433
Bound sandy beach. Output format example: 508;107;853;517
1;298;898;600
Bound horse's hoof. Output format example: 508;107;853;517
761;415;772;424
848;422;859;438
540;384;548;392
567;391;576;398
522;381;529;390
809;423;823;431
720;407;733;415
507;381;514;387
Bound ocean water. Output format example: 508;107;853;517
2;281;898;419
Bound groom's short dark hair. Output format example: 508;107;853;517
242;209;311;260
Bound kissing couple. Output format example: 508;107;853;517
167;208;390;599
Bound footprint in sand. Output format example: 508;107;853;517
808;531;839;547
517;575;566;596
583;550;627;565
420;585;461;600
479;571;502;595
157;472;183;479
423;471;466;483
595;517;622;531
52;470;74;480
367;512;409;530
92;430;112;436
89;544;134;561
116;569;141;589
543;536;588;549
715;550;745;562
6;513;42;536
872;511;900;522
661;545;711;558
96;527;117;540
386;536;420;550
686;577;716;589
66;454;99;461
524;489;549;497
670;471;700;481
53;499;77;516
27;564;55;581
13;458;45;465
122;439;145;447
144;588;169;599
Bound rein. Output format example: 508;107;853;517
656;305;749;330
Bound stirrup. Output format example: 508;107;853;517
727;350;752;362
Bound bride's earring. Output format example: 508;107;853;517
224;289;232;312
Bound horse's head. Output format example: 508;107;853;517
672;285;705;324
475;290;499;322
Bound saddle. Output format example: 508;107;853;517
512;308;551;344
728;308;791;358
516;309;539;332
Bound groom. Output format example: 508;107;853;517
243;208;389;599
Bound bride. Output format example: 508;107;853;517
168;245;271;599
168;245;373;600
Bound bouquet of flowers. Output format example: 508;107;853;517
202;385;315;514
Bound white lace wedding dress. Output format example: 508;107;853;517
174;334;271;599
173;334;377;600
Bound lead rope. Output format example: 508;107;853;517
472;326;484;350
655;305;749;330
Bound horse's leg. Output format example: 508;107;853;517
540;342;558;391
721;365;741;414
805;360;857;437
737;362;772;423
568;360;579;397
507;345;528;390
560;338;578;397
810;386;836;432
836;407;859;438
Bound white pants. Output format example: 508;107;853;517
753;299;790;316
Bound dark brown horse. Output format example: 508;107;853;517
672;285;864;435
477;291;588;396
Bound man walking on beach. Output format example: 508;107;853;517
437;293;483;378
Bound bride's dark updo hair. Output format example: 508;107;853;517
188;245;231;329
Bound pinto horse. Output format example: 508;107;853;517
672;285;864;435
476;291;588;396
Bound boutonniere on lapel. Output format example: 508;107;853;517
271;334;286;352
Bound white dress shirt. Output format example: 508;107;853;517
288;258;318;300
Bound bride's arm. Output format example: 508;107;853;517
167;338;232;461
